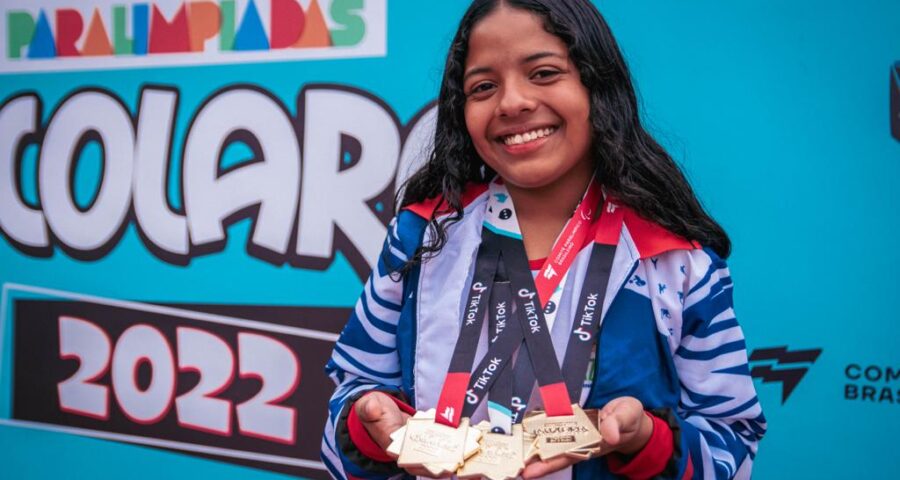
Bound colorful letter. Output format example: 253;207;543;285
113;5;133;55
270;0;304;49
82;8;113;56
329;0;365;47
27;10;56;59
188;2;220;52
133;4;149;55
7;11;36;59
219;0;235;51
55;9;84;57
294;0;330;48
149;4;190;53
234;0;268;51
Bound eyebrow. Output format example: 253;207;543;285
463;51;565;82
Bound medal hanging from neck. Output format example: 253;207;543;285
456;267;532;480
484;179;612;460
386;239;498;474
466;178;625;466
389;178;624;473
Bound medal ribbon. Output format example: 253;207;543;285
482;179;604;417
461;278;518;413
485;273;516;434
433;240;500;427
560;200;623;401
438;178;622;425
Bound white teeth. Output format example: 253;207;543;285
503;127;556;146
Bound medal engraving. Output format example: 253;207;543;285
458;422;526;480
523;404;601;460
421;420;482;476
565;408;601;459
386;409;480;476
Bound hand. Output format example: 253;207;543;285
597;396;653;455
521;397;653;479
354;392;409;449
522;451;582;479
354;392;450;478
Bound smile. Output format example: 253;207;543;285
500;126;557;146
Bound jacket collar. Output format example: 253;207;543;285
404;182;699;259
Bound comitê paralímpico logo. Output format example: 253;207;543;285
1;0;385;72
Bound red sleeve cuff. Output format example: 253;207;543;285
607;412;674;479
347;392;416;463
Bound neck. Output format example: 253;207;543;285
507;177;591;223
506;171;594;260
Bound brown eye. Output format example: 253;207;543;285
468;82;496;97
532;69;561;81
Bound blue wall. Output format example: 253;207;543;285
1;1;898;478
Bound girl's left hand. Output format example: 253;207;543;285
521;396;653;479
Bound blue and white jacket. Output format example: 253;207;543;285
321;185;765;480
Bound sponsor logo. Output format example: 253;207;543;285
542;264;558;280
439;406;455;423
844;364;900;404
2;0;385;72
579;207;591;221
749;346;821;404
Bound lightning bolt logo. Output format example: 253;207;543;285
749;346;822;404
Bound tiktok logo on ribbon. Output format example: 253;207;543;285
573;327;591;342
510;396;526;423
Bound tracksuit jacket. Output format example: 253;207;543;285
320;184;765;479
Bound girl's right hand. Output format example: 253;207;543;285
354;392;452;478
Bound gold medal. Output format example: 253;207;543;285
565;409;602;459
386;409;481;476
523;429;541;463
522;404;602;460
458;422;526;480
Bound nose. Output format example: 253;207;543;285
496;79;537;118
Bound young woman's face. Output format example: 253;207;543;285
463;6;593;191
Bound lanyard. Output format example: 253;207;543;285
509;200;623;420
485;271;516;434
433;240;500;427
493;228;576;416
436;180;622;426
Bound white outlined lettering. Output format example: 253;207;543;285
0;85;438;279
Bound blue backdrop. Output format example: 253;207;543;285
1;0;898;478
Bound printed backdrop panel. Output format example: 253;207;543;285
0;0;898;479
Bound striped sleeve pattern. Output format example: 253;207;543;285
320;213;423;480
671;247;766;479
645;246;766;479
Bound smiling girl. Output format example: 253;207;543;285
321;1;764;479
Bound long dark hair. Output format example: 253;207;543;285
400;0;730;267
